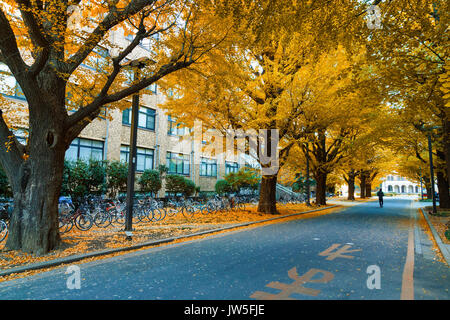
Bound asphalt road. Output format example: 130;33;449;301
0;198;448;300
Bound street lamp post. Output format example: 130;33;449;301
427;133;437;214
124;58;149;240
420;167;424;201
305;142;311;206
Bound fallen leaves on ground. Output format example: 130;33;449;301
0;203;338;281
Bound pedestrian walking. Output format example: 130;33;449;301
377;188;384;207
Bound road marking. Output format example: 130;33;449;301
400;201;415;300
250;267;334;300
318;244;362;261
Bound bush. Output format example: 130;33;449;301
183;178;196;197
215;179;231;195
165;174;198;197
138;169;162;196
165;174;187;195
224;167;260;193
106;160;128;198
63;159;106;201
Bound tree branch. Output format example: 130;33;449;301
0;8;28;77
63;0;158;75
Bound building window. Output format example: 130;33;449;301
147;83;157;94
225;161;239;174
388;185;393;192
65;138;104;161
166;152;190;175
120;146;154;172
122;106;156;130
81;46;109;72
168;116;187;136
125;33;159;52
415;186;419;193
122;108;131;125
0;63;26;100
200;157;217;177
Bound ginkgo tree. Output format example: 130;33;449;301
365;0;449;202
159;0;365;213
0;0;228;254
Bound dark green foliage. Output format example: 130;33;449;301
138;169;162;196
224;167;260;193
63;159;106;201
292;173;315;193
183;178;196;197
215;179;232;195
165;174;197;196
106;160;128;198
165;174;187;195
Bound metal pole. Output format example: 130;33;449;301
125;69;140;240
428;133;437;214
305;142;311;206
420;167;424;201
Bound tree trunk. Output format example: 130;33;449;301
436;170;450;209
5;147;65;255
359;172;366;199
348;176;355;200
315;171;327;206
442;118;450;184
257;174;278;214
4;68;68;255
346;170;356;201
365;182;372;198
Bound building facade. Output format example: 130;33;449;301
380;174;424;195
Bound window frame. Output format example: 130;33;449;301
65;138;104;162
166;152;190;176
225;161;239;175
122;106;156;131
200;157;217;177
120;145;154;172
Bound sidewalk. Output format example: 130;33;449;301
413;200;450;266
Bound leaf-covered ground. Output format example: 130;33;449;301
423;206;450;245
0;203;340;280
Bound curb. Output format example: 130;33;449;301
419;208;450;266
0;204;340;278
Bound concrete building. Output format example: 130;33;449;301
380;174;424;195
338;173;427;198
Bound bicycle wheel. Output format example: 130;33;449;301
165;206;178;217
111;211;125;227
134;207;147;223
181;205;195;218
236;202;245;211
0;220;8;242
149;208;165;222
59;217;73;233
75;214;93;231
94;211;112;228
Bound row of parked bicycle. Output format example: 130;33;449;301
0;193;306;241
57;195;261;234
